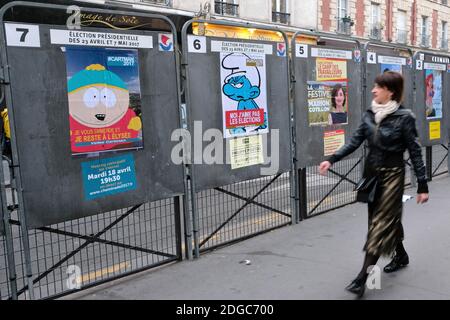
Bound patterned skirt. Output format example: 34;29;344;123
364;167;405;257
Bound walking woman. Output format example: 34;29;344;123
319;71;429;297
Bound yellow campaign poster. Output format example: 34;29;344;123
324;129;345;156
230;135;264;169
316;58;347;81
429;121;441;140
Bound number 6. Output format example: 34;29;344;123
193;39;201;50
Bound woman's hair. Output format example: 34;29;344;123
330;84;346;110
374;71;404;103
426;73;434;87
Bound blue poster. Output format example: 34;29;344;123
380;63;402;74
82;154;137;200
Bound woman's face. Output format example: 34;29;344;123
334;89;345;109
371;84;393;104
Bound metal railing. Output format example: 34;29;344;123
214;1;239;17
369;24;382;40
305;155;362;218
1;198;182;300
421;34;430;47
138;0;171;5
336;18;352;35
272;11;290;24
397;29;407;44
195;173;292;253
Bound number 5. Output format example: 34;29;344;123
16;28;29;42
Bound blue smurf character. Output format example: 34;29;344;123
222;53;267;134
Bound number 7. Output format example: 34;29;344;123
16;28;29;42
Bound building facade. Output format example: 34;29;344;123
319;0;450;51
75;0;317;31
75;0;450;51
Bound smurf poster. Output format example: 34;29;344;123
65;47;143;156
220;52;269;138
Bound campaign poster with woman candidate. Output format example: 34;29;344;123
65;47;143;156
307;81;348;126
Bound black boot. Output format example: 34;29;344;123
384;252;409;273
345;277;366;298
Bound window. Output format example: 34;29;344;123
272;0;290;24
442;21;448;49
370;3;381;40
396;10;407;44
337;0;351;34
139;0;170;5
421;16;429;47
442;1;448;6
215;0;239;17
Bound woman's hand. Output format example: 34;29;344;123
416;193;429;204
319;161;331;176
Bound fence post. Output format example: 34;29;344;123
426;146;433;181
1;159;18;300
298;168;308;221
448;143;450;177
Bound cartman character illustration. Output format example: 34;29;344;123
222;53;267;135
68;64;142;154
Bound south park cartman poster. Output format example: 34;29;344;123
65;47;143;156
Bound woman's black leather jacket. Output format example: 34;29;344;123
328;106;428;193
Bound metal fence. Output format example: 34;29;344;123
306;156;362;218
195;172;292;253
0;234;10;299
430;144;449;177
1;197;181;300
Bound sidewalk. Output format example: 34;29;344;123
66;175;450;300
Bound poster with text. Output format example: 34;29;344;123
324;130;345;156
316;58;347;81
220;52;268;138
66;47;143;156
425;69;442;119
307;81;348;126
429;121;441;140
229;135;264;169
81;153;137;200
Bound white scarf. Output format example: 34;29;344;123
371;100;400;124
